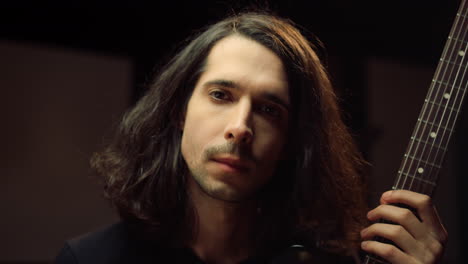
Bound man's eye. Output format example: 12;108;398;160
258;104;280;117
209;90;229;101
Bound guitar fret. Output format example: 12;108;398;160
424;99;460;114
448;36;468;45
406;133;447;163
403;154;442;169
418;118;453;133
363;255;389;264
410;136;447;151
362;1;467;262
409;129;449;166
438;58;468;70
457;12;468;19
433;73;468;91
417;107;458;140
432;79;466;92
428;83;466;112
397;171;437;186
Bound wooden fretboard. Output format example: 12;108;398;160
363;1;467;263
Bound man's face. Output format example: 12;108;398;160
181;35;290;202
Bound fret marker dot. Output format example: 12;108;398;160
443;93;450;99
418;168;424;174
459;50;466;56
430;132;437;138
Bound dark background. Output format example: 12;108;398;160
1;0;465;262
1;0;459;99
0;0;461;152
1;0;461;146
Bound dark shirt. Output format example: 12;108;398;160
54;222;356;264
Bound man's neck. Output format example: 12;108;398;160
187;179;259;264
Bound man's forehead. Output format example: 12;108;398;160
199;35;290;101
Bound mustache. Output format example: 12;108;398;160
203;142;257;163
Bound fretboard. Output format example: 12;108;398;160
363;1;467;263
392;1;468;196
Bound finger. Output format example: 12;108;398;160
380;191;434;225
367;204;424;240
380;190;447;242
361;240;416;264
361;223;416;254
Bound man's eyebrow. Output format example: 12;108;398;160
204;79;290;111
262;92;290;112
204;79;238;89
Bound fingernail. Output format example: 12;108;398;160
361;241;369;249
382;190;393;200
360;228;367;236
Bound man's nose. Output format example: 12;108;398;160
223;101;253;145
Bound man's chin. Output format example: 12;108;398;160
189;169;259;202
199;181;258;203
202;185;250;203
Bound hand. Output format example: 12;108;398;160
360;190;448;264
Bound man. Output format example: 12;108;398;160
55;11;447;264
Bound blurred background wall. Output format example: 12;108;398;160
0;0;464;263
0;41;128;262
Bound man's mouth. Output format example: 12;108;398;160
211;157;251;173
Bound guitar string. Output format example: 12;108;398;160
409;1;468;194
362;2;466;264
403;22;455;193
423;1;468;193
365;5;466;263
446;2;468;137
394;23;451;191
419;1;468;194
425;1;468;195
400;0;466;194
395;15;453;193
430;1;468;193
419;5;468;194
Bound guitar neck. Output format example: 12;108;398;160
363;1;467;263
392;0;468;196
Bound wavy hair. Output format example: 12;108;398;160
91;11;369;256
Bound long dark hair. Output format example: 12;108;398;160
91;11;369;256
